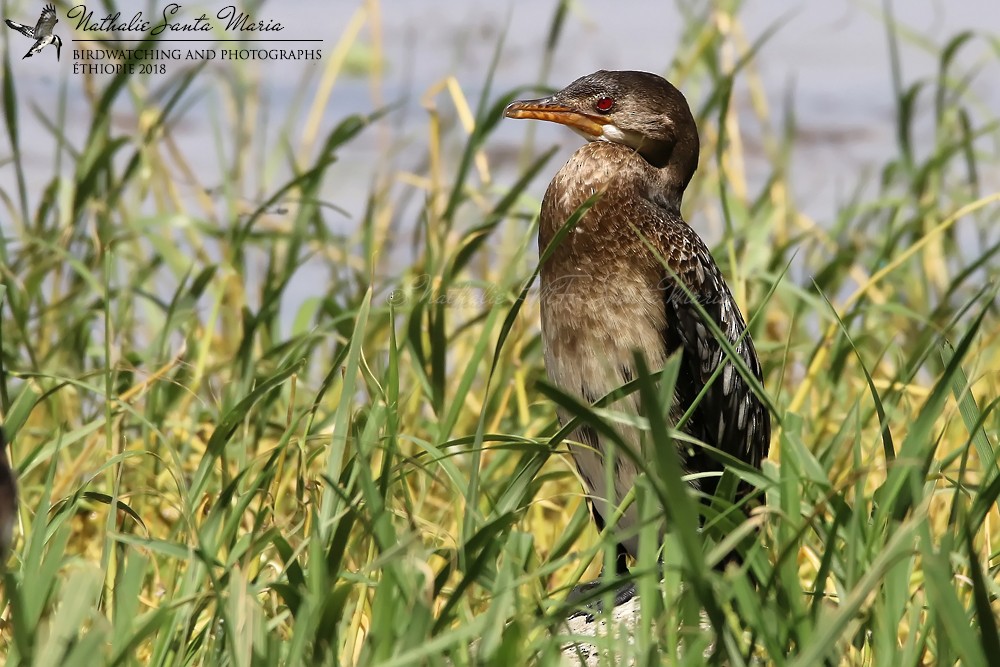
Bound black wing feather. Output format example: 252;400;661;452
5;19;34;38
660;232;770;495
34;4;57;35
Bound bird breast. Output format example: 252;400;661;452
538;138;679;388
538;142;683;549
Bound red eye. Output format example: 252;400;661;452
595;97;614;113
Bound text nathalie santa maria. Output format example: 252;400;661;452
68;3;285;35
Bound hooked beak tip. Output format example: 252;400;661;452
503;99;606;137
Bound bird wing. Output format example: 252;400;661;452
34;3;57;35
5;19;34;38
657;223;770;480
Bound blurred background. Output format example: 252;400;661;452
2;3;999;663
6;0;999;240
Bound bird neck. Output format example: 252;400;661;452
649;173;683;213
643;141;696;213
639;160;689;215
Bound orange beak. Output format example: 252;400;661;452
504;98;607;137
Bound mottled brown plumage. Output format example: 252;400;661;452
505;70;769;605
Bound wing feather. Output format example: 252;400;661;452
5;19;34;38
657;224;770;493
35;4;57;34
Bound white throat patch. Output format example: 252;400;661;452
576;123;647;152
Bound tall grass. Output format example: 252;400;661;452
1;1;999;665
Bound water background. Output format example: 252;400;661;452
3;0;999;321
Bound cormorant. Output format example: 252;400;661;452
505;70;770;608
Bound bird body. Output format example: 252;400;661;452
506;71;769;579
539;142;673;556
5;4;62;61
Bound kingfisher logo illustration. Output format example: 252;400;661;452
5;3;62;61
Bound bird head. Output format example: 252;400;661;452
505;70;700;190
